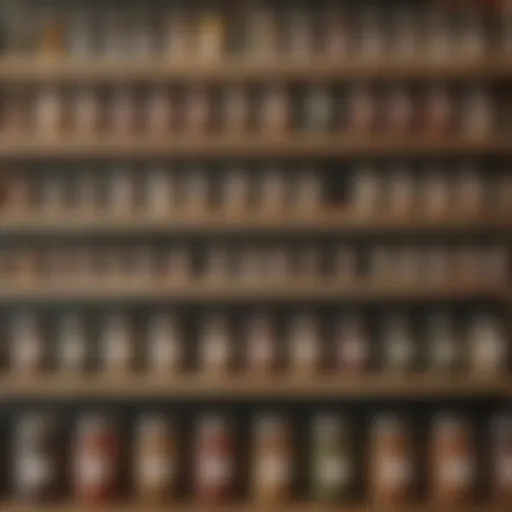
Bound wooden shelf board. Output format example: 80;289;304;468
0;281;504;303
1;375;509;399
0;136;510;159
0;56;510;81
0;213;507;235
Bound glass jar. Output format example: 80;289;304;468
303;86;332;132
247;6;280;61
348;85;376;133
461;87;493;139
323;4;350;59
9;311;44;374
333;247;357;282
387;168;415;217
424;85;453;135
164;8;191;60
57;313;88;373
422;168;450;217
258;167;287;214
146;88;174;135
162;246;191;282
185;88;211;134
426;314;461;373
198;315;232;375
222;87;250;134
146;313;183;374
288;313;321;375
424;9;452;62
221;167;251;213
386;86;414;134
286;7;313;60
491;414;512;501
467;315;507;375
204;246;231;282
381;315;416;374
259;87;289;135
73;87;99;136
454;166;484;215
108;168;134;216
458;9;487;61
196;9;225;61
296;246;322;281
265;246;291;282
100;313;133;375
146;167;176;217
34;87;62;137
183;168;209;214
358;9;385;60
130;7;154;58
237;248;262;283
351;166;381;216
336;314;370;373
292;167;322;215
391;7;418;60
246;312;277;374
109;88;136;135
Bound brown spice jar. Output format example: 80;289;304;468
491;415;512;502
9;311;44;374
370;416;415;504
430;415;475;504
245;313;277;375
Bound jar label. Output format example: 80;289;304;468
18;455;54;487
15;338;42;368
318;456;351;486
79;455;113;486
199;456;232;484
250;338;274;364
441;457;474;487
141;456;174;483
150;338;179;368
259;456;290;485
380;457;413;488
294;337;318;364
204;337;229;367
61;337;86;367
387;337;413;365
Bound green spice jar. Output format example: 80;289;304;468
311;414;354;502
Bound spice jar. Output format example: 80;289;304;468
458;9;486;61
147;313;183;374
395;246;421;284
369;247;394;282
422;169;450;217
423;246;451;283
454;166;484;215
288;313;321;375
246;312;277;374
380;315;415;373
130;7;154;58
252;415;293;503
370;416;414;504
41;174;66;215
73;414;119;504
183;168;209;214
135;414;177;502
424;85;453;135
426;314;461;372
164;8;191;60
146;167;176;216
258;167;287;214
358;9;385;59
323;4;350;58
74;173;97;215
480;245;508;284
146;88;174;134
247;5;280;60
491;414;512;501
265;246;291;282
237;248;262;283
292;167;322;215
3;174;32;213
222;87;250;134
197;9;225;61
392;8;417;59
387;168;415;217
39;9;65;56
351;166;381;216
198;314;232;375
13;413;58;502
100;313;133;374
204;246;231;282
109;88;136;135
68;6;94;57
493;172;512;215
34;87;62;137
333;247;357;281
162;246;191;282
9;311;44;374
184;88;211;134
260;87;289;135
303;85;332;132
57;313;88;373
108;168;135;216
221;167;251;213
468;315;507;375
311;414;354;501
73;87;100;136
431;415;475;504
286;8;313;60
425;9;452;62
348;85;376;133
453;247;480;283
386;86;415;134
461;87;493;138
336;314;370;373
194;415;235;503
129;246;156;282
1;89;29;135
296;246;322;280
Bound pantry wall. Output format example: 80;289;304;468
0;0;511;510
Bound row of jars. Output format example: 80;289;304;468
2;1;512;60
2;165;511;217
1;84;506;137
0;243;507;285
3;410;512;504
1;310;507;376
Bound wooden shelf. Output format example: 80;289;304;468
0;136;510;159
1;375;509;400
0;56;510;82
0;281;504;303
0;213;507;236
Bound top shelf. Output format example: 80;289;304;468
0;57;511;83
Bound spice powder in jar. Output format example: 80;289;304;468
351;166;381;217
259;87;290;135
245;312;277;375
145;87;175;135
194;415;235;503
369;416;415;505
9;311;44;375
73;87;100;136
134;414;178;502
336;314;370;373
491;414;512;502
73;414;119;504
348;84;376;133
13;413;59;503
380;315;416;374
57;313;88;373
145;167;176;217
423;84;453;135
33;87;62;138
311;414;355;502
146;313;183;375
292;167;323;216
221;167;251;213
196;9;225;62
198;314;232;376
100;312;134;375
427;313;461;373
288;313;321;375
222;87;250;134
430;415;475;504
252;415;293;504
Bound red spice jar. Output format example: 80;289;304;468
184;88;211;134
9;311;44;374
73;414;119;504
194;415;235;504
13;413;59;502
252;415;293;503
348;85;376;133
259;87;289;135
336;314;370;373
146;313;183;374
370;416;415;505
430;415;475;505
424;85;453;135
288;313;321;375
135;414;178;502
222;87;250;134
198;314;232;375
491;414;512;502
245;312;277;374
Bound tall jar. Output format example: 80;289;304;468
348;85;376;133
259;87;289;135
108;167;135;216
387;168;415;217
198;314;232;375
258;167;287;214
245;312;277;375
134;414;178;502
288;313;321;375
34;87;62;137
73;414;119;504
422;168;450;218
430;415;475;504
145;88;174;135
252;415;293;503
351;166;381;216
467;315;507;375
370;416;415;504
183;168;209;214
57;313;88;373
194;415;235;503
9;311;44;374
109;87;136;135
380;315;416;374
196;9;225;62
286;7;313;60
184;88;211;134
385;85;414;134
292;167;322;215
303;86;332;132
424;84;453;135
13;413;59;502
145;167;176;217
311;414;354;501
426;314;461;373
100;313;134;375
146;313;183;374
336;314;370;373
221;167;251;213
461;87;493;139
491;414;512;502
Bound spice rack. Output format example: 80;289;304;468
0;0;511;509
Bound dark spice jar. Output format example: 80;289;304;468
194;415;235;504
13;413;59;502
73;414;119;504
491;414;512;502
